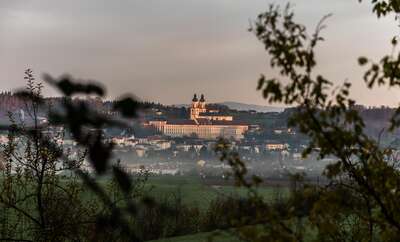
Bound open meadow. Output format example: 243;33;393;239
144;175;289;210
141;175;290;242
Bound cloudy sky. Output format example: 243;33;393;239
0;0;399;106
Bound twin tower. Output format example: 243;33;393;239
190;94;206;120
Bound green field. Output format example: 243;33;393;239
150;230;241;242
0;174;290;242
142;175;289;242
144;175;289;210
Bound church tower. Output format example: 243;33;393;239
190;94;207;120
199;94;206;112
190;94;200;120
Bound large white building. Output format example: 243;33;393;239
148;94;248;140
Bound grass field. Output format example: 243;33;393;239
144;175;289;210
95;175;290;242
0;174;290;242
150;230;241;242
143;175;289;242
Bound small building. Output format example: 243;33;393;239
0;135;9;145
266;143;288;151
135;148;146;157
293;153;303;161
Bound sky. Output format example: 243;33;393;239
0;0;399;107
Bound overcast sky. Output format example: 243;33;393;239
0;0;399;106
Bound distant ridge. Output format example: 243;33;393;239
173;102;284;113
217;102;284;113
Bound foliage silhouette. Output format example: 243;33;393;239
214;2;400;241
0;71;160;241
3;1;400;241
0;70;97;241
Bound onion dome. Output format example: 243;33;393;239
200;94;205;102
192;94;198;102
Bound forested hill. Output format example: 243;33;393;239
218;101;284;113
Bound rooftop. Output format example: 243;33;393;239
164;119;247;126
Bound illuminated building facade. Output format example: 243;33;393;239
148;94;248;140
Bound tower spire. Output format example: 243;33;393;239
200;94;205;102
192;94;198;102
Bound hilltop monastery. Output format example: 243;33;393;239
148;94;248;140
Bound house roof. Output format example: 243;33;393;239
210;120;248;126
167;119;197;125
200;112;232;117
166;119;247;126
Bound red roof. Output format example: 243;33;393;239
211;120;248;126
165;119;248;126
167;119;197;125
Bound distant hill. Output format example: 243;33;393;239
218;102;284;113
174;102;284;113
